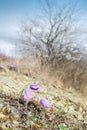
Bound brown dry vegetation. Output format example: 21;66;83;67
0;53;87;130
48;57;87;95
0;53;87;96
15;57;87;96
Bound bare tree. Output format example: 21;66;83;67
17;0;86;66
16;0;87;92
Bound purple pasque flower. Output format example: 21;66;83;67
10;62;16;67
23;89;31;101
1;63;6;67
40;98;49;108
30;84;39;90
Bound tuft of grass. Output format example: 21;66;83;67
55;124;67;130
0;88;3;93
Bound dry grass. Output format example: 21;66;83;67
49;57;87;95
0;53;40;76
16;57;87;96
0;53;87;129
0;70;87;130
0;52;87;95
14;57;41;75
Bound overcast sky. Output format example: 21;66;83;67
0;0;87;56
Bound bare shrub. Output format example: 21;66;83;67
49;57;87;93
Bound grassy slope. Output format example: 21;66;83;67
0;69;87;130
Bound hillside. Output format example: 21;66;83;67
0;68;87;130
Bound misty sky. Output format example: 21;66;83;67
0;0;87;56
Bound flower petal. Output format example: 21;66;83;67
40;98;49;108
30;84;39;90
23;89;31;101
